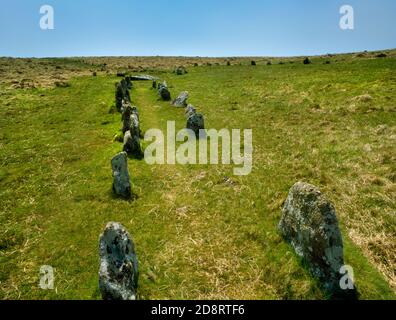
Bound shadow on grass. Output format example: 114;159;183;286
108;188;139;202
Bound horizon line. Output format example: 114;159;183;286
1;48;395;60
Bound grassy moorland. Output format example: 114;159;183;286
0;51;395;299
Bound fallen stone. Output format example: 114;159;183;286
187;113;205;137
278;182;356;298
99;222;138;300
172;91;189;107
130;75;158;81
111;152;131;198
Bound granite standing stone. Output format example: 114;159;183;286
99;222;138;300
278;182;356;298
172;91;189;107
111;152;131;198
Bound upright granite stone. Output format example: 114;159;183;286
172;91;189;107
158;81;171;101
125;76;133;90
123;130;142;159
99;222;138;300
115;79;131;112
187;113;205;137
123;106;142;158
122;104;133;134
278;182;354;298
111;152;131;198
130;112;140;137
174;66;187;75
185;104;196;119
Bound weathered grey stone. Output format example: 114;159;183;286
99;222;138;300
187;113;204;137
115;79;131;112
157;81;166;91
123;131;142;158
174;66;187;75
111;152;131;198
129;112;140;138
125;77;133;90
185;104;196;119
122;104;132;134
130;75;158;81
278;182;352;297
303;57;312;65
158;82;171;101
172;91;189;107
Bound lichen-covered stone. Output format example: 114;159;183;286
158;81;171;101
174;66;187;75
125;76;133;90
121;104;132;134
187;113;204;137
172;91;189;107
99;222;138;300
115;79;131;112
111;152;131;198
185;104;196;119
278;182;351;297
123;130;142;159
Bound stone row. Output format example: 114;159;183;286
102;75;357;300
154;80;205;137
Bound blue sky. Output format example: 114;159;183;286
0;0;395;57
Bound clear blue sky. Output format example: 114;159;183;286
1;0;395;57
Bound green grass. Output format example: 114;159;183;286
0;55;395;299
